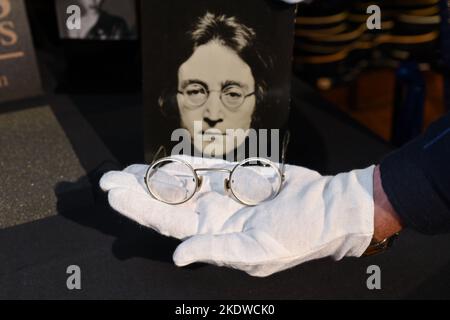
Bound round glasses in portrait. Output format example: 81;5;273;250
178;83;255;111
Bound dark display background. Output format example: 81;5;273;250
1;0;449;300
24;0;141;94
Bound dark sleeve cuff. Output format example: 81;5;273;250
380;113;450;235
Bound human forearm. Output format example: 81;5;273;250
373;165;403;242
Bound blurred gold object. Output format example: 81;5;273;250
362;233;400;257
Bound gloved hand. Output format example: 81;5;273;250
100;155;245;240
100;156;375;277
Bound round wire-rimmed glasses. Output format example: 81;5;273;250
144;132;290;206
177;83;255;110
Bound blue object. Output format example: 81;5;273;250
440;0;450;111
392;61;426;146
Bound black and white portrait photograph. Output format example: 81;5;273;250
142;0;296;161
55;0;137;40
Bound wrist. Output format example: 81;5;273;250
372;165;403;242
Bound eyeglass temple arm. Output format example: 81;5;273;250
281;131;290;179
151;145;167;164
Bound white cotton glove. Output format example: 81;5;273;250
100;156;375;277
100;155;247;239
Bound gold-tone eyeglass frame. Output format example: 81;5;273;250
177;84;255;110
144;131;290;206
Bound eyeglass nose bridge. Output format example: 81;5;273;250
204;91;236;111
193;167;232;193
202;90;221;106
178;89;255;110
194;168;232;174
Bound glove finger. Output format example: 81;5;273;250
173;233;251;267
108;188;198;239
172;232;263;271
100;171;148;194
123;164;149;176
173;230;291;276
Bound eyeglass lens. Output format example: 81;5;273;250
147;160;197;204
230;160;281;205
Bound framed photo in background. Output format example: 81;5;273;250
141;0;296;162
0;0;42;104
54;0;140;93
55;0;137;40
